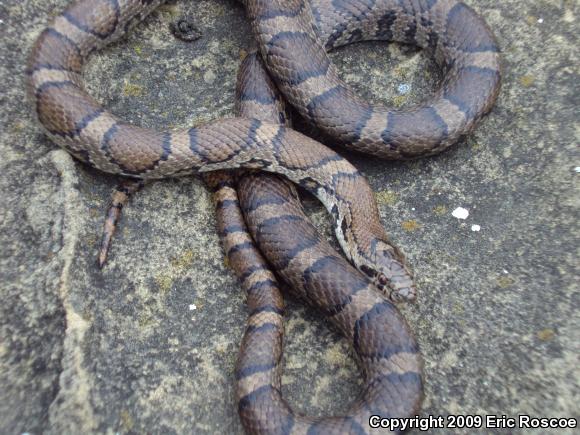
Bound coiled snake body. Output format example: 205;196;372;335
27;0;500;433
206;53;422;433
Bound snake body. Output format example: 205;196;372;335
246;0;501;158
28;0;500;432
238;173;422;434
207;52;421;433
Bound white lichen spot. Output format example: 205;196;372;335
503;269;509;274
574;167;580;173
537;18;544;23
452;207;469;220
397;83;411;94
188;304;197;311
203;70;216;84
471;224;481;232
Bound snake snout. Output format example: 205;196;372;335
390;282;417;304
387;263;417;303
372;241;417;303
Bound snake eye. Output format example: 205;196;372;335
377;274;388;287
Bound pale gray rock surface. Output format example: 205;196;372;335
0;0;578;434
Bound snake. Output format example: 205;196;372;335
27;0;500;432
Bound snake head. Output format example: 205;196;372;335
371;240;417;303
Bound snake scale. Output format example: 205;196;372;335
27;0;500;432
